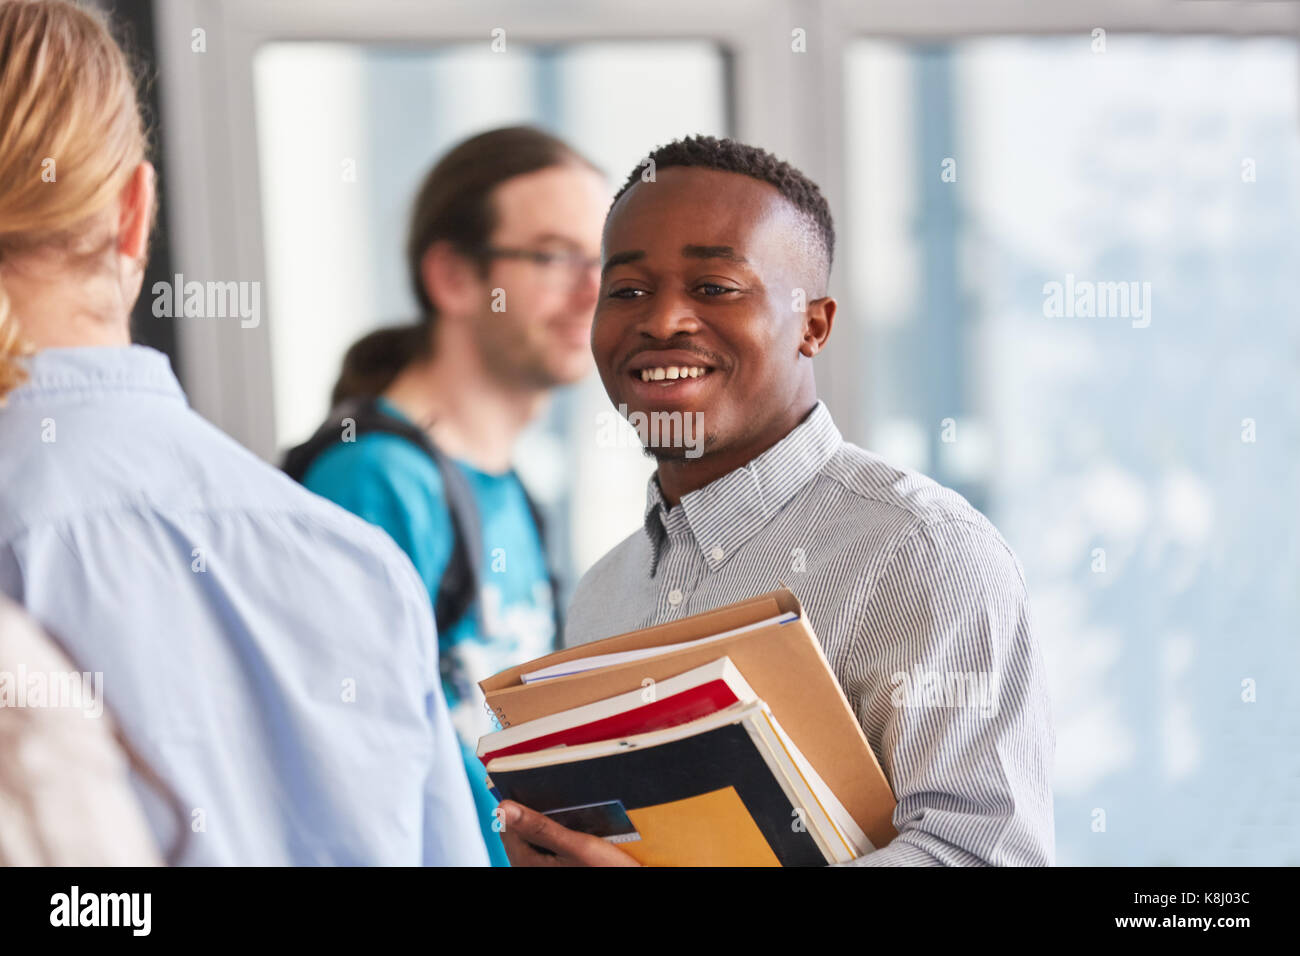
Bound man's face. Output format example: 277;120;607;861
470;163;608;389
592;166;822;461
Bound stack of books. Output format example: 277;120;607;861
477;587;897;866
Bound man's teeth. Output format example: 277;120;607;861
639;366;709;382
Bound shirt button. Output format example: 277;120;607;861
667;588;683;606
710;546;725;562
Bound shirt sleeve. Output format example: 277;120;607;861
838;518;1056;866
373;510;488;866
415;602;491;866
305;437;488;865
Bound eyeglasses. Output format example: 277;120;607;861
477;245;601;290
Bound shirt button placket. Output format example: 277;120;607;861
658;508;701;620
659;545;692;620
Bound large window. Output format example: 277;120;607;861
847;36;1300;865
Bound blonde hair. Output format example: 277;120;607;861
0;0;147;400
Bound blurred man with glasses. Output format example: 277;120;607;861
286;127;607;866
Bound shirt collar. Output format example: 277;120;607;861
642;400;842;576
5;346;186;405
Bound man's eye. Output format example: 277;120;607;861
697;283;737;296
609;287;645;299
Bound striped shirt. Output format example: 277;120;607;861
564;400;1055;866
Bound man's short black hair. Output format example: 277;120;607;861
610;135;835;281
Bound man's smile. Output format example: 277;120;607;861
621;347;723;405
633;364;711;382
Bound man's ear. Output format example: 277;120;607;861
799;296;836;357
117;161;155;262
420;240;485;320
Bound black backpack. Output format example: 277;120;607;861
283;397;563;646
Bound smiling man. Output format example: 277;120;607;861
499;135;1055;867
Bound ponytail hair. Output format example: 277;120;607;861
0;276;35;402
330;323;429;408
0;0;149;402
329;125;597;406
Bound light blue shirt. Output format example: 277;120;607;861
0;346;488;866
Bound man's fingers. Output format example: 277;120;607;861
499;823;562;867
500;800;583;856
499;801;642;867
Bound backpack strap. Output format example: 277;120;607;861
519;487;566;650
283;398;482;638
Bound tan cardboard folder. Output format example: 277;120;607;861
479;587;899;851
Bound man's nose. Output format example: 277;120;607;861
569;261;601;308
637;292;702;339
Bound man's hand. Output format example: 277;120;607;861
498;800;642;867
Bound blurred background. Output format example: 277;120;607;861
105;0;1299;865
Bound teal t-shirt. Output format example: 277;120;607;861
301;399;557;866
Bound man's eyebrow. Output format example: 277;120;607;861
681;244;749;264
602;249;645;276
524;232;583;247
